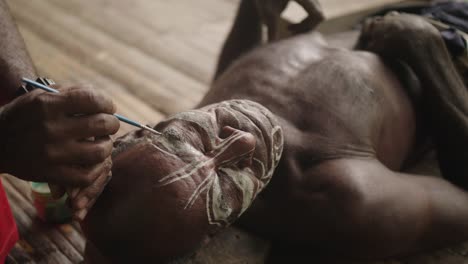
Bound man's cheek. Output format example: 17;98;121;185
207;168;262;226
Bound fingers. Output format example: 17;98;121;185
17;85;118;126
71;159;113;221
48;157;112;187
46;136;114;166
36;85;117;116
1;82;119;207
64;86;116;115
71;113;120;138
48;113;120;140
67;187;80;201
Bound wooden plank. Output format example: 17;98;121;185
46;0;220;86
7;0;206;115
7;245;33;264
16;24;165;137
2;176;74;263
94;0;235;35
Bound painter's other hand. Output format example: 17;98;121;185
0;85;119;192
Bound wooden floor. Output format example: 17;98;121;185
2;0;468;263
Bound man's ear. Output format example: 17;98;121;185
271;125;284;166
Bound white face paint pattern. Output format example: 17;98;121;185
153;100;284;226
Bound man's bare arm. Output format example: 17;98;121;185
0;0;36;98
239;157;468;258
338;159;468;257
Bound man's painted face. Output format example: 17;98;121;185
114;100;283;227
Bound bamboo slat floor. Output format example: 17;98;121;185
2;0;468;263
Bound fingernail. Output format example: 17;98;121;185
77;196;89;209
106;172;112;184
70;188;79;199
75;209;88;221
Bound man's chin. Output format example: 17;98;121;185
82;142;228;262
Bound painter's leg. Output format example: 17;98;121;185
255;0;324;41
214;0;324;80
288;0;324;35
213;0;263;80
358;13;468;188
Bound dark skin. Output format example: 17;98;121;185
206;1;468;258
84;0;468;261
0;0;120;220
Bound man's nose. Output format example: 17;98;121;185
213;126;256;168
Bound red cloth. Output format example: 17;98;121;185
0;178;18;262
0;88;18;262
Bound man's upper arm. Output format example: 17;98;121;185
0;0;36;99
298;158;468;257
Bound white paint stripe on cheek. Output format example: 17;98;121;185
159;133;238;181
149;143;179;160
157;133;245;187
220;167;256;216
209;174;233;225
157;159;212;187
205;178;222;226
184;171;215;210
216;148;254;168
205;124;283;224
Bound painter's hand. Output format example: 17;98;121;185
0;85;119;219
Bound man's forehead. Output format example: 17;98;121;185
169;109;214;123
165;110;217;139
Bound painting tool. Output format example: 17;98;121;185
21;77;162;135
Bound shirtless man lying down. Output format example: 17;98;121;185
81;0;468;262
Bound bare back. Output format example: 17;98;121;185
200;31;416;174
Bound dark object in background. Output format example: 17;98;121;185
367;0;468;56
440;28;466;56
423;1;468;56
423;1;468;33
